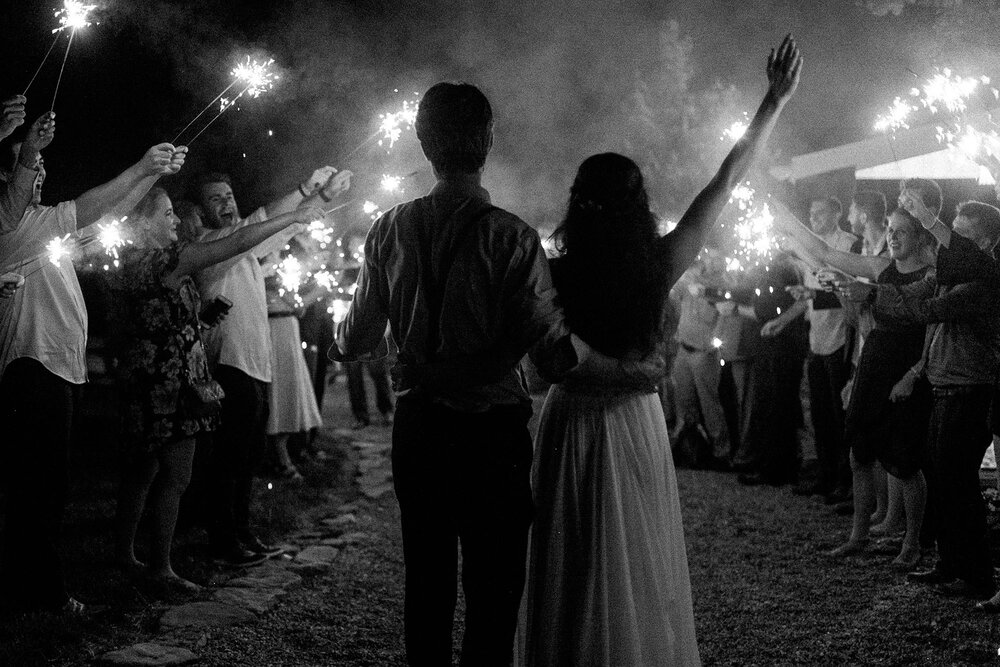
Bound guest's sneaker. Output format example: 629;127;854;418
241;535;283;558
210;546;267;568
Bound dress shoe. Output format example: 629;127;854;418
975;595;1000;613
907;568;956;585
934;579;996;600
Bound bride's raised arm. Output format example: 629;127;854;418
659;34;802;288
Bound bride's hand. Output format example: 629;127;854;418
766;34;802;105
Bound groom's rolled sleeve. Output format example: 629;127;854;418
505;234;577;382
332;235;390;362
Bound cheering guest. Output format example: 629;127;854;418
0;142;184;614
110;186;317;594
852;196;1000;602
777;203;935;568
192;167;350;566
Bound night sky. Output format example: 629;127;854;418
1;0;997;226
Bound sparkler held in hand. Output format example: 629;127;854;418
46;1;99;112
173;56;279;146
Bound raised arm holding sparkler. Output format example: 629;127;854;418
659;34;802;288
75;144;187;230
1;111;55;233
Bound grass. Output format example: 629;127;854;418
3;381;1000;665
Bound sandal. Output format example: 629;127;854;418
60;597;86;616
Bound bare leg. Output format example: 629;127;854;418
114;453;160;572
872;474;906;536
893;470;926;569
825;452;872;556
870;461;887;525
272;434;302;481
147;438;198;590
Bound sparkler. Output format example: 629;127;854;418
380;174;403;193
918;68;986;114
308;219;333;245
276;255;303;294
874;97;915;132
173;57;278;145
723;183;777;267
46;1;98;112
377;97;419;149
720;113;750;142
344;92;421;161
96;218;127;260
313;270;336;291
46;234;74;267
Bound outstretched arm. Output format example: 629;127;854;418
75;144;186;228
771;199;887;280
661;34;802;287
263;165;340;218
166;205;324;282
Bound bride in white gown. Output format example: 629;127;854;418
521;35;802;666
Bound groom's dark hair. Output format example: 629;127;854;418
416;82;493;176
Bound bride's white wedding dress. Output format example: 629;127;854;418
521;376;701;666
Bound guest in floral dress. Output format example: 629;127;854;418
110;186;321;593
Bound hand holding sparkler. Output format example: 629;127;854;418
0;96;27;141
319;170;352;201
835;276;875;303
301;166;337;197
21;112;56;155
897;188;937;230
139;144;186;177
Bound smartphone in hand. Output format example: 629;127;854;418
199;295;233;327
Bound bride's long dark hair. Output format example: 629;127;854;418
550;153;666;357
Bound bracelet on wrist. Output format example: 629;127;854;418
298;182;309;198
318;188;332;203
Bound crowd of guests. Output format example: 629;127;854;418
0;93;392;614
667;174;1000;611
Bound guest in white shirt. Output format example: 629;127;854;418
0;141;185;614
191;167;350;566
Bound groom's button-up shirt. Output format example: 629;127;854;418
333;179;575;412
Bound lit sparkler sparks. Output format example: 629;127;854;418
362;201;380;215
313;270;336;291
97;218;126;260
53;1;98;33
720;113;750;142
377;97;419;149
874;97;915;132
724;183;777;266
918;68;986;114
46;234;74;266
308;219;333;245
735;203;777;259
276;255;302;294
380;174;403;193
231;57;278;99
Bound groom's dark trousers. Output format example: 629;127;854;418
392;394;534;666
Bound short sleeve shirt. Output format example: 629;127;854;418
0;201;88;383
194;207;272;382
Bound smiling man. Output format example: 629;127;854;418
191;167;349;567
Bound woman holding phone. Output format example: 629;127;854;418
110;185;321;594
